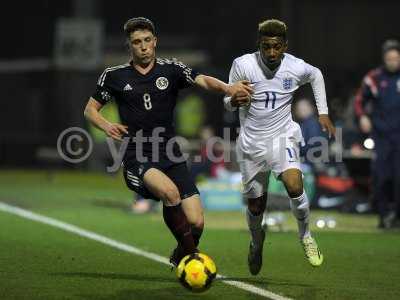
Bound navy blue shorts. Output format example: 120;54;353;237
123;158;199;202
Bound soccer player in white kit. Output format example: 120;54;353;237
224;19;336;275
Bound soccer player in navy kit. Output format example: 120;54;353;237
84;17;252;265
355;39;400;229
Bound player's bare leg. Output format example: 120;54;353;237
247;194;267;275
181;194;204;247
280;168;323;266
143;168;196;264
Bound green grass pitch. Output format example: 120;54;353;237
0;170;399;300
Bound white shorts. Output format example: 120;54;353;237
237;122;303;199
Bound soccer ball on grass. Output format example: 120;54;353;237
176;253;217;292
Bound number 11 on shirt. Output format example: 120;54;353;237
265;92;276;109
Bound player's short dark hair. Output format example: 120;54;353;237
382;39;400;55
124;17;155;37
258;19;288;41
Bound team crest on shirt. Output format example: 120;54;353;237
282;77;293;90
156;77;169;90
101;90;111;102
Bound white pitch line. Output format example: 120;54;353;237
0;202;292;300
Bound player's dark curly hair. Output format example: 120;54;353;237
258;19;288;41
124;17;155;36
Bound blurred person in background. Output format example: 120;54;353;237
190;126;227;180
293;98;325;165
131;193;154;214
354;39;400;229
190;126;214;180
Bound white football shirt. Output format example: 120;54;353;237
225;52;328;156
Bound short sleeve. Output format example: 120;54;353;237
172;59;200;89
92;69;117;105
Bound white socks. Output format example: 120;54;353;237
246;191;310;243
246;208;265;248
290;191;311;240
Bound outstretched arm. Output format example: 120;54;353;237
84;97;128;141
194;74;252;98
